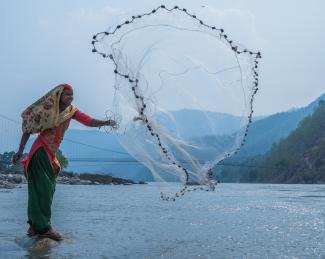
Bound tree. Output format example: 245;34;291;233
0;151;24;174
56;149;68;169
1;149;69;174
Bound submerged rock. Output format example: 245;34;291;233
15;235;60;252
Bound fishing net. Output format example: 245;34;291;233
92;5;261;200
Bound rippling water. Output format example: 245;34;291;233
1;183;325;258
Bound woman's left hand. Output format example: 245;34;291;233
105;120;117;127
12;151;23;164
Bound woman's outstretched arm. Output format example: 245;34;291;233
73;109;116;128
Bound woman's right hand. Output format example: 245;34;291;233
12;151;23;164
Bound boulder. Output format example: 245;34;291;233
0;180;17;189
12;175;23;184
79;173;113;184
79;180;92;185
69;177;80;185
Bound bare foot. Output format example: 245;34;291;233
27;226;36;237
39;228;63;241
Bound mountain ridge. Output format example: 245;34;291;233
219;101;325;183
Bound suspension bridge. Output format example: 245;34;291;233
0;112;311;177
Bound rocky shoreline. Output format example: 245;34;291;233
0;174;26;189
0;172;147;189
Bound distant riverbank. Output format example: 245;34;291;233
0;171;147;189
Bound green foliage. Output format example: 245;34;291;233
0;158;5;171
0;149;69;173
56;149;68;169
220;103;325;183
0;151;24;174
258;103;325;183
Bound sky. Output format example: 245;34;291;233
0;0;324;123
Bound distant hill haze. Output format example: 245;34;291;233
156;109;246;139
56;93;325;181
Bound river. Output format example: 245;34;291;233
1;183;325;258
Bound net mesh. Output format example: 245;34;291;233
92;5;261;200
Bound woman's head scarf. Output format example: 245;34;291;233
21;84;77;134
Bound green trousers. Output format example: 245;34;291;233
27;148;56;234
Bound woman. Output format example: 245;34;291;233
12;83;116;241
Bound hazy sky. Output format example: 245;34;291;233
1;0;324;121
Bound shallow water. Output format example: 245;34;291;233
1;183;325;258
